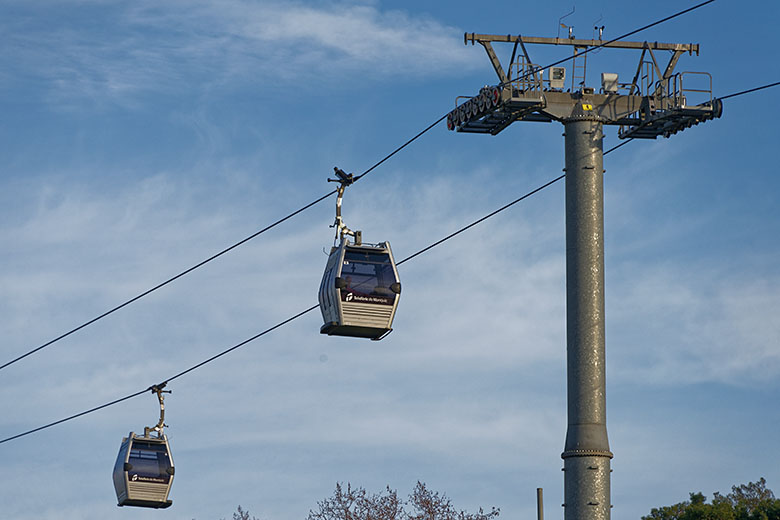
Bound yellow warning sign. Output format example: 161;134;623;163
582;103;593;111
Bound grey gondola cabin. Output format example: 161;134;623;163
113;432;174;508
319;238;401;340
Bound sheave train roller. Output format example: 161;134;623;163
319;168;401;340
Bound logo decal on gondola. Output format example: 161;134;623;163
130;474;167;483
341;292;393;305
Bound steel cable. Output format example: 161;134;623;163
717;81;780;100
496;0;717;90
5;75;774;444
0;0;718;374
11;2;776;446
0;116;447;373
0;137;632;445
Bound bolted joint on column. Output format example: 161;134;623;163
561;449;614;459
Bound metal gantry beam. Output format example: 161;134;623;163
448;33;721;139
465;33;699;54
478;41;509;85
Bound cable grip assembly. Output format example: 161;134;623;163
144;383;172;438
328;167;362;245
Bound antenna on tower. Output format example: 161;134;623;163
592;14;605;43
558;6;575;39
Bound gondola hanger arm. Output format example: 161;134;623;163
144;383;171;438
327;167;362;245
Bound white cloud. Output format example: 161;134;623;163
224;1;478;77
2;0;480;105
608;263;780;386
1;2;779;519
1;157;777;520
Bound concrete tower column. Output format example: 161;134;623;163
562;117;612;520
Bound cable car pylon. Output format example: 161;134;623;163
112;384;175;509
452;24;720;520
318;167;401;340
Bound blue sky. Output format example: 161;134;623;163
1;1;778;519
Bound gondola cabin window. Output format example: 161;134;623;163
342;250;398;303
128;441;172;483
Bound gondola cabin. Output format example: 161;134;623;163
113;432;174;508
319;238;401;340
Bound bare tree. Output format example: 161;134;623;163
308;483;404;520
408;482;499;520
232;505;260;520
195;505;260;520
308;482;499;520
